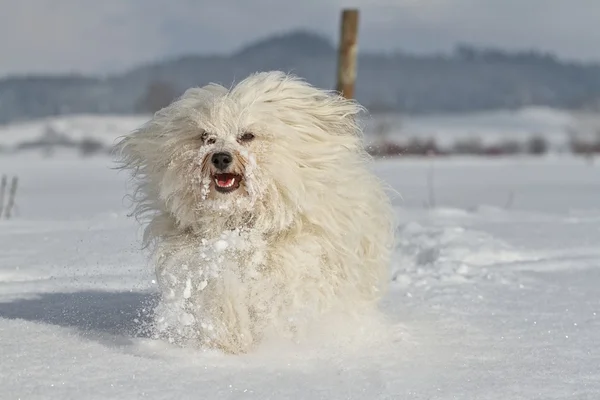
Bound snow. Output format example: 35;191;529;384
1;144;600;398
0;114;149;150
364;106;600;152
1;107;600;155
151;227;266;347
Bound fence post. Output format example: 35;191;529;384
336;9;360;99
0;175;6;217
5;176;17;219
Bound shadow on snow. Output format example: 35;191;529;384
0;290;160;345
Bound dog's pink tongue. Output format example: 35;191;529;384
218;177;233;186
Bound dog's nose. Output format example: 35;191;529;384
211;152;233;170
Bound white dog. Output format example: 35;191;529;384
116;71;395;354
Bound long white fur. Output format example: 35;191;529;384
116;71;396;354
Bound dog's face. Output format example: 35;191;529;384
117;71;365;237
193;127;258;201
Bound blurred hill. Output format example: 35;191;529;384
3;30;600;124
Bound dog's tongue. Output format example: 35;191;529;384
215;174;235;187
218;177;234;186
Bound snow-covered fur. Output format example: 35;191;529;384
116;71;395;354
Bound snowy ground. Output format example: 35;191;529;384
0;152;599;399
364;107;600;153
1;107;600;155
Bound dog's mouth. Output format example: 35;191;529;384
213;173;242;193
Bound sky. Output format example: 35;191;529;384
2;0;600;77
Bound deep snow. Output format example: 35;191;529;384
0;150;599;399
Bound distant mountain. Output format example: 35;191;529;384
233;30;335;59
2;30;600;124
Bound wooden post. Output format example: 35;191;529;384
5;176;17;220
336;9;359;99
0;175;6;218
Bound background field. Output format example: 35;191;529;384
0;141;598;398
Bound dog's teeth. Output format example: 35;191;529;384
214;176;236;188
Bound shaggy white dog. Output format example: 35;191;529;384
116;71;395;354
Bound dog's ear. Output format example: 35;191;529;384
234;71;365;137
115;81;231;169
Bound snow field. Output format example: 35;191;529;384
0;149;599;399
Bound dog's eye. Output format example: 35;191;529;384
238;132;255;143
200;131;216;145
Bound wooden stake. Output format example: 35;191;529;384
336;9;359;99
5;176;17;219
0;175;6;218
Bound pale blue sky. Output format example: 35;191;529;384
1;0;600;76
